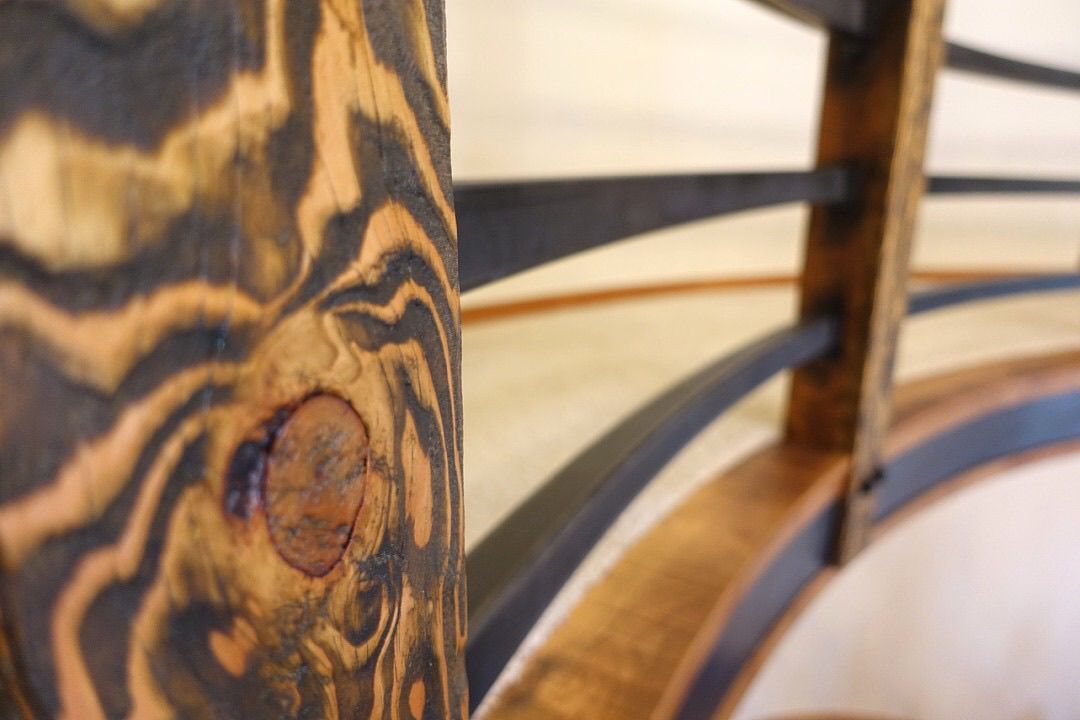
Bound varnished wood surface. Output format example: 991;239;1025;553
785;0;946;559
477;350;1080;720
0;2;464;718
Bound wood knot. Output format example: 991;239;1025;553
261;394;370;576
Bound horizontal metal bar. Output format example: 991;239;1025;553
465;318;839;710
735;4;1080;94
677;390;1080;719
455;168;854;291
929;176;1080;195
946;42;1080;93
454;168;1074;294
745;0;866;35
909;274;1080;315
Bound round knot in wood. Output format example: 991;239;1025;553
264;394;369;576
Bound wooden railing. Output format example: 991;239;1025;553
459;0;1080;713
0;0;1077;718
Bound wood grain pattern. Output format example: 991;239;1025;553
785;0;946;560
477;351;1080;720
0;2;464;718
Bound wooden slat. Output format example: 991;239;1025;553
0;2;465;717
785;0;947;561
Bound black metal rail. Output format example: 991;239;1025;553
909;274;1080;314
465;274;1080;708
946;42;1080;94
750;0;865;35
929;176;1080;195
456;169;853;291
744;0;1080;93
455;171;1080;292
466;318;839;709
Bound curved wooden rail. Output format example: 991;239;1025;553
465;277;1080;707
460;269;1076;326
477;350;1080;720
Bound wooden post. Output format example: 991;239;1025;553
0;2;465;718
785;0;946;562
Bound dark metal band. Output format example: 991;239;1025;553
945;42;1080;93
465;318;838;709
456;169;853;291
455;171;1080;292
676;389;1080;719
909;274;1080;315
928;176;1080;195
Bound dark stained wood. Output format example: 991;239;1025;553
785;0;946;561
476;350;1080;720
0;2;464;718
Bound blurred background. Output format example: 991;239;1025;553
445;1;1080;718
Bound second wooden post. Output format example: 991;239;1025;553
786;0;947;562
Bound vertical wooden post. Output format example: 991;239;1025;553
0;1;465;717
786;0;946;562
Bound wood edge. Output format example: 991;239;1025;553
648;459;848;720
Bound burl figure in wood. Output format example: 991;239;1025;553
0;1;465;718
